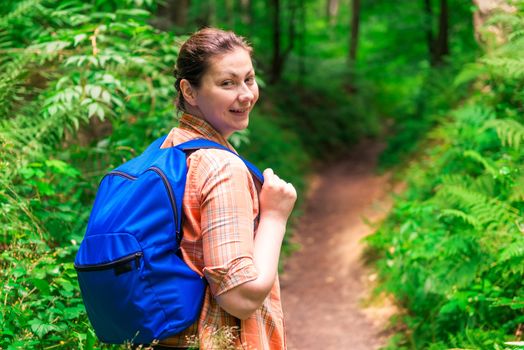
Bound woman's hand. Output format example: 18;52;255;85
259;168;297;223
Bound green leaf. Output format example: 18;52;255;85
36;181;54;196
88;103;97;117
63;305;85;320
86;327;96;350
28;318;59;338
115;9;151;17
73;34;87;47
101;90;111;104
29;278;50;295
91;86;102;99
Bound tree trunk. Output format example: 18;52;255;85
423;0;435;62
433;0;449;65
270;0;297;83
173;0;190;27
298;0;306;80
270;0;282;83
240;0;252;26
348;0;360;64
326;0;340;26
154;0;190;30
224;0;234;27
208;0;217;27
194;1;215;28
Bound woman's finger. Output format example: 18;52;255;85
263;168;274;181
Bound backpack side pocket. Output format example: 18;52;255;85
74;232;160;344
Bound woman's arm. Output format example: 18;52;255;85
216;168;297;320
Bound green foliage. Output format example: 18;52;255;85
367;4;524;348
0;0;184;348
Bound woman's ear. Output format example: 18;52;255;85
180;79;197;106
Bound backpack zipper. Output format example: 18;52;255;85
75;252;143;272
109;170;137;180
149;166;181;244
108;168;180;244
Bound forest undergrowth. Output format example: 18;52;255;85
367;3;524;349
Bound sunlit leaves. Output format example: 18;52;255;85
0;0;180;348
367;4;524;348
484;119;524;150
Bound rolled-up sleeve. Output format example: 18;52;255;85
195;150;259;296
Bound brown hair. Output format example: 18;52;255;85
174;27;253;112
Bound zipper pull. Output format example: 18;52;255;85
134;253;142;269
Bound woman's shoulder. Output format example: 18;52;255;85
187;148;256;197
189;147;248;174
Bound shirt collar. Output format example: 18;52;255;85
178;113;235;151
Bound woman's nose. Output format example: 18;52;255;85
238;83;254;102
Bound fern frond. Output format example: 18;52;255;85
499;240;524;262
452;104;496;126
471;174;497;197
486;12;524;30
0;0;42;29
508;28;524;41
436;184;519;228
440;174;472;188
453;62;487;87
439;209;481;228
509;175;524;202
483;118;524;149
482;57;524;79
462;150;498;177
0;54;32;119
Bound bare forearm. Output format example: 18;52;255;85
252;215;286;291
215;215;287;319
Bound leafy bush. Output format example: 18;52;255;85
0;0;186;348
367;5;524;349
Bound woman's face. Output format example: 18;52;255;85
190;48;259;138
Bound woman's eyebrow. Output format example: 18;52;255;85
219;69;255;77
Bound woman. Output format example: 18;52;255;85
158;28;297;349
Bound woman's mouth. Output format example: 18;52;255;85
229;107;249;114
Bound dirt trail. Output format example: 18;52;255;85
280;140;396;350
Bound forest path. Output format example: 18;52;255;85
280;139;397;350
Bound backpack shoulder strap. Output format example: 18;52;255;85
177;138;264;184
143;134;169;155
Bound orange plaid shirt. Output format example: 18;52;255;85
159;114;286;349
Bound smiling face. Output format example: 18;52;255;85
182;47;259;138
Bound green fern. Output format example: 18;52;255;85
499;234;524;261
438;208;481;228
483;57;524;78
0;0;42;28
436;183;518;231
509;175;524;202
471;174;497;197
483;118;524;150
0;55;32;120
462;150;498;177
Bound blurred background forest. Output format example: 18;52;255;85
0;0;523;349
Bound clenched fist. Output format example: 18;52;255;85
259;168;297;223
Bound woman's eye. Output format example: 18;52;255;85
245;76;255;84
221;80;234;87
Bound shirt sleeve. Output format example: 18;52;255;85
193;149;259;296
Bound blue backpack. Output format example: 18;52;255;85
74;135;263;344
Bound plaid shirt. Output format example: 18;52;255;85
159;114;286;349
